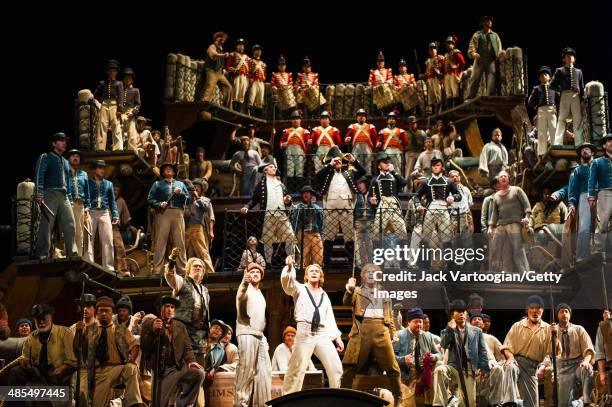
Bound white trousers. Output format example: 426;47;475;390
536;105;557;156
234;334;271;407
282;322;342;395
554;90;583;146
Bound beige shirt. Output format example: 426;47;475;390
93;323;138;365
556;323;594;360
484;333;504;362
502;318;560;362
271;343;316;371
281;265;342;340
116;197;131;226
414;149;443;172
236;282;267;337
219;342;239;372
361;287;385;319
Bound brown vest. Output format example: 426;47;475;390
599;320;612;362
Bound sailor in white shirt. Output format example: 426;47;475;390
234;262;272;407
281;256;344;394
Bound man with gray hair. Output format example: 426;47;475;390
500;295;560;407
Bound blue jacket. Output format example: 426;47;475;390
34;151;72;197
394;329;443;378
87;179;118;219
553;184;568;202
147;179;188;210
440;323;489;373
550;66;585;98
69;169;90;208
354;192;374;221
568;163;591;207
290;202;324;235
588;156;612;198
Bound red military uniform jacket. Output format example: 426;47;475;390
368;68;393;86
346;123;378;150
311;126;341;148
280;126;310;153
249;58;266;82
379;127;408;150
394;73;416;88
295;71;319;92
271;71;293;87
226;52;250;76
444;49;466;78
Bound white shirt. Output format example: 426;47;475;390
281;265;342;340
271;343;316;371
266;176;285;210
236;283;267;337
452;184;473;214
328;171;353;201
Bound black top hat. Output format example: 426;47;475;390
32;304;54;320
159;162;178;173
50;132;67;142
210;319;229;336
76;293;97;306
156;295;181;309
537;66;552;76
252;44;263;52
66;149;82;158
91;160;107;169
449;299;467;313
105;59;120;70
289;110;302;119
320;110;331;118
398;58;407;66
407;115;417;123
561;47;576;58
236;38;247;45
576;142;596;154
121;67;135;78
355;108;367;116
430;157;444;166
278;55;287;65
376;152;392;163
